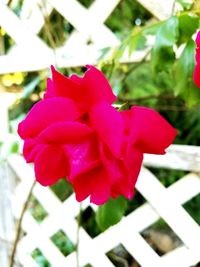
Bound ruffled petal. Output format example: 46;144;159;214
82;65;116;105
34;145;68;186
45;66;116;111
23;139;44;163
72;166;110;205
18;97;81;139
49;66;81;99
90;101;124;157
44;78;55;98
196;31;200;47
194;31;200;88
65;135;100;179
37;122;93;144
69;74;82;84
99;142;142;200
125;106;177;154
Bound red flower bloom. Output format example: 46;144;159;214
193;31;200;88
18;66;177;205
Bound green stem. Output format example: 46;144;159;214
9;180;36;267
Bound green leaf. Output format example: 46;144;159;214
174;39;200;107
128;33;140;57
22;77;41;99
95;197;127;231
151;16;179;72
178;14;199;45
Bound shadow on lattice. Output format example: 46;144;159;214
106;243;141;267
140;218;183;256
192;262;200;267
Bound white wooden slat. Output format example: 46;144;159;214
0;2;49;50
122;231;161;267
20;213;67;266
161;246;200;267
136;0;174;20
136;168;200;255
0;0;180;74
7;145;200;267
48;0;119;46
144;145;200;171
20;0;52;34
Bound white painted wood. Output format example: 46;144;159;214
144;145;200;171
0;0;174;73
6;144;200;267
137;0;174;20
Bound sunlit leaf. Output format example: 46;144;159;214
151;16;179;72
96;197;127;231
178;14;199;45
22;77;41;99
174;39;200;107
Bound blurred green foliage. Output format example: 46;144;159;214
29;195;48;223
31;248;50;267
51;230;75;256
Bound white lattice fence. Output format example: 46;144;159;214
1;1;200;267
0;0;175;74
7;145;200;267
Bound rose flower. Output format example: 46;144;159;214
18;66;177;205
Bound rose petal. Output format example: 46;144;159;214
72;166;110;205
45;66;116;111
99;142;142;200
82;65;116;105
37;122;93;144
69;74;82;84
34;145;68;186
18;97;81;139
193;64;200;88
65;135;100;179
196;31;200;47
50;66;81;99
44;78;55;98
126;106;177;154
23;139;44;163
90;101;124;157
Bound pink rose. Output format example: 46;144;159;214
18;66;177;205
193;31;200;88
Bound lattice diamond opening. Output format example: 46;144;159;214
50;179;73;202
106;243;140;267
31;248;51;267
29;195;48;223
50;229;75;256
140;218;183;256
183;193;200;226
79;206;101;238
